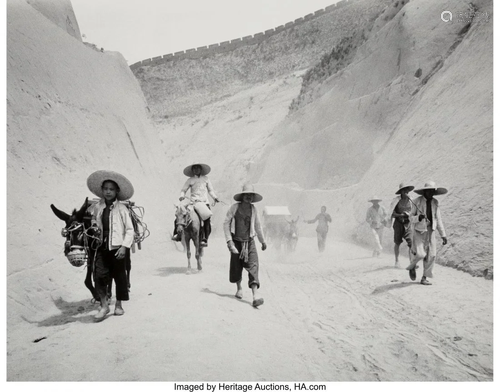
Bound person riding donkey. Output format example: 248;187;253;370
172;163;219;247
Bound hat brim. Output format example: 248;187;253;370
87;170;134;201
414;187;448;196
369;199;382;202
395;186;414;194
234;192;263;203
183;163;211;177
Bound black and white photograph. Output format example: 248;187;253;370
4;0;495;385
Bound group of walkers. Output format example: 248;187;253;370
84;163;269;321
366;181;448;285
73;164;447;322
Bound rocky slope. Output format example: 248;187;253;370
133;0;393;118
137;0;492;278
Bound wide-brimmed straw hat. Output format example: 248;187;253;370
368;196;382;202
233;184;263;203
87;170;134;201
183;163;211;177
395;182;415;194
414;181;448;196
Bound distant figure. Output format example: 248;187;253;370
406;181;448;286
172;163;219;247
284;216;300;252
365;196;388;258
389;183;414;268
304;206;332;252
223;184;267;308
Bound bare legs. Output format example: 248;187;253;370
234;280;263;307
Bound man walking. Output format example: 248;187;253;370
304;206;332;252
366;196;388;258
389;183;414;267
223;184;267;307
406;181;448;285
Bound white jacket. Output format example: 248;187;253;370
409;196;446;237
89;199;135;250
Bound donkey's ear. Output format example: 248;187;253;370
75;198;89;220
50;204;70;222
79;197;89;211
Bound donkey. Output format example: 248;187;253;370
284;217;299;252
50;198;101;301
174;203;204;273
50;198;132;301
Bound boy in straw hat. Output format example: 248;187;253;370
406;181;448;285
388;183;414;268
173;163;219;247
87;170;135;321
223;184;267;308
366;196;388;258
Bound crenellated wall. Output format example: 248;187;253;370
130;0;355;69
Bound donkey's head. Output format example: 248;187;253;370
50;198;90;255
174;204;191;236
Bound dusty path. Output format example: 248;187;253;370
7;237;493;381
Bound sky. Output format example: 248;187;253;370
71;0;341;64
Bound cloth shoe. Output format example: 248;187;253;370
94;307;110;321
114;306;125;316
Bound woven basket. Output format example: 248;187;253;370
66;247;88;267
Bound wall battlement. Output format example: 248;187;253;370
130;0;357;70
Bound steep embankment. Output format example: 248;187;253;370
7;0;167;326
133;0;392;118
249;0;493;277
137;0;492;278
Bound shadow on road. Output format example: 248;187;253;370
369;265;400;273
22;297;98;327
156;267;189;277
201;288;253;306
371;281;419;295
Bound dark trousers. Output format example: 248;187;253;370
229;238;260;288
203;218;211;241
393;219;412;248
94;245;129;302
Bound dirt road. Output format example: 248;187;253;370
7;237;493;381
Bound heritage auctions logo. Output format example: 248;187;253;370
441;8;490;23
